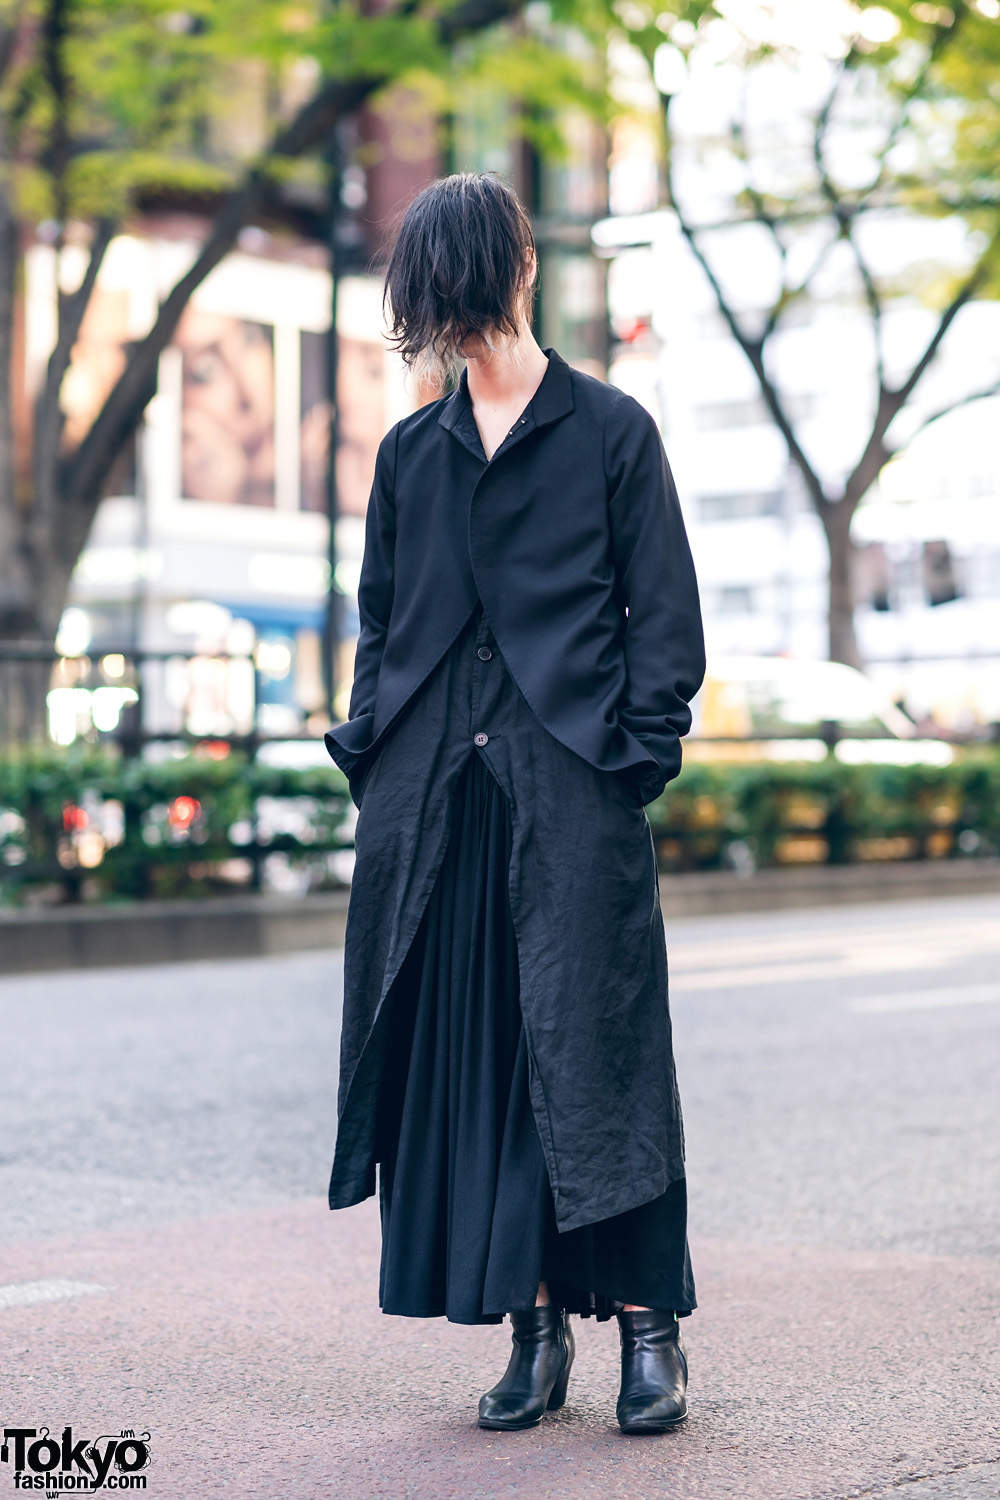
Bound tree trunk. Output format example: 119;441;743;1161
822;496;860;669
0;496;86;747
0;551;65;750
0;203;51;748
0;546;81;748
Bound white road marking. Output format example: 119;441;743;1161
672;951;978;991
849;984;1000;1014
669;917;1000;974
668;916;1000;992
0;1278;110;1310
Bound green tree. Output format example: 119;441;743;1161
0;0;606;744
621;0;1000;665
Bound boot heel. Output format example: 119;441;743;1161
546;1356;572;1410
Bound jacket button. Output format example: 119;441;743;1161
477;645;493;661
474;732;489;747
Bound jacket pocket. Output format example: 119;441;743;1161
350;753;379;811
610;765;647;808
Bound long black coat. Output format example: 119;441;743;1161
325;349;706;1232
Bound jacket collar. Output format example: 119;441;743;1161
437;347;575;451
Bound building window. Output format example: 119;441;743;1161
693;392;815;431
712;586;756;615
923;540;961;607
856;543;892;612
699;493;782;521
693;398;770;430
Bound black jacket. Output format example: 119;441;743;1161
326;348;705;805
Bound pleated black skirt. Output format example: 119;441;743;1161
376;749;696;1326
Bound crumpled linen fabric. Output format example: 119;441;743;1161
328;605;687;1235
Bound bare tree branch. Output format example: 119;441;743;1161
731;85;795;343
837;249;993;507
892;260;989;407
900;375;1000;443
663;108;828;512
731;85;785;260
675;227;827;506
41;0;71;229
33;218;117;507
841;397;898;509
656;7;982;667
844;231;884;381
782;228;840;300
760;225;853;341
812;60;886;388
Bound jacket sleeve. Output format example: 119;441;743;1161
349;425;398;720
323;424;398;805
604;392;706;804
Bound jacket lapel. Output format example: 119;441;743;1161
437;347;575;464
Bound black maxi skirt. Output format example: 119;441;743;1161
376;746;696;1327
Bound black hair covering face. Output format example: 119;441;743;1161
384;172;536;372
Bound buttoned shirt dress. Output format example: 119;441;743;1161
325;352;705;1324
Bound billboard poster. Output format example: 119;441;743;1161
175;309;276;506
300;329;385;517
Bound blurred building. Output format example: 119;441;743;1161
36;48;610;750
37;234;398;748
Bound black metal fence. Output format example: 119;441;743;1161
3;643;999;906
0;641;325;757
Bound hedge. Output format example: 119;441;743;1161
1;748;998;904
0;747;353;904
644;756;1000;873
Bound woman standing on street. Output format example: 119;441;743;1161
324;172;705;1435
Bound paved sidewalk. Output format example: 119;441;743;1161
3;894;999;1499
2;1197;999;1499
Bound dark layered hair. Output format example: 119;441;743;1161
383;173;536;386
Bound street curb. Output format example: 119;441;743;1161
1;860;998;975
658;856;1000;918
0;890;351;976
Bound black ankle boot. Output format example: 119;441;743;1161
478;1306;575;1431
616;1310;688;1434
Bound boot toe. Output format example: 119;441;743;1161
477;1392;546;1430
617;1392;688;1434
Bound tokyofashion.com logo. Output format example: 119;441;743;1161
1;1428;150;1492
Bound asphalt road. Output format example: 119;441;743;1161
1;891;999;1498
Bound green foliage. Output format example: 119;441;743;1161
0;748;353;904
316;7;445;81
646;754;1000;872
4;0;276;216
0;0;612;228
2;749;999;903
